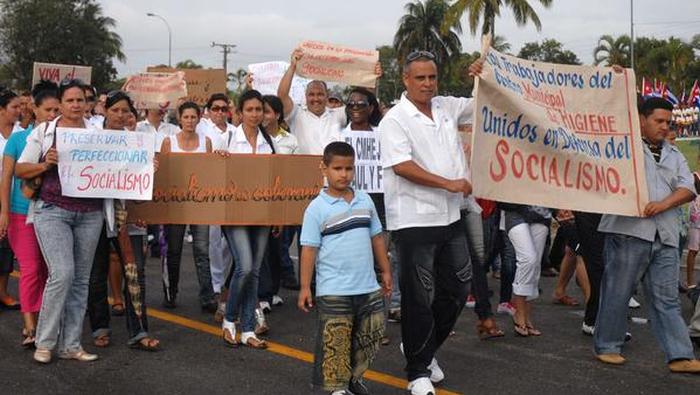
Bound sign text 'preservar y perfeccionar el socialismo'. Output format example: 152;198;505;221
127;154;324;225
56;128;155;200
471;48;648;217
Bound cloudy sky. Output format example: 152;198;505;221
101;0;700;78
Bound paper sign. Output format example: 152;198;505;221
127;154;323;225
296;40;379;87
32;62;92;86
248;61;308;104
147;67;227;105
56;128;156;200
342;130;383;192
471;48;649;217
122;72;187;110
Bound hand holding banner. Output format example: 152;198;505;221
56;128;155;200
471;48;648;217
122;72;187;110
296;40;379;87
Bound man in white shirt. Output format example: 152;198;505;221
135;108;181;153
196;94;236;152
277;49;347;155
379;50;474;395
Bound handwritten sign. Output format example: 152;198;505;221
32;62;92;86
147;67;227;105
296;40;379;87
343;130;383;192
248;61;309;104
127;154;323;225
56;128;155;200
471;48;649;217
122;72;187;110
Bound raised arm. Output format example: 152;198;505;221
278;48;304;117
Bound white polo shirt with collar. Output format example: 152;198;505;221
197;118;235;151
378;92;473;230
286;103;346;155
271;128;299;155
136;119;181;153
227;124;274;154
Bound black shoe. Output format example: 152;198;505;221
348;379;370;395
281;277;300;290
162;297;177;309
692;336;700;347
201;301;218;314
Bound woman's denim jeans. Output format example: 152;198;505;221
33;202;104;352
222;225;270;332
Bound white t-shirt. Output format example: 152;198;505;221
227;125;274;154
378;92;473;230
196;118;235;151
136;119;180;153
286;103;346;155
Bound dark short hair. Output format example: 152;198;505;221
178;101;201;117
639;96;673;117
205;93;230;109
0;88;18;108
323;141;355;165
105;90;133;109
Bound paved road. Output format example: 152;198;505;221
1;245;699;394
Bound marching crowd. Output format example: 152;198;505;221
1;45;700;395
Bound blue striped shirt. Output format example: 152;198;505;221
300;189;383;297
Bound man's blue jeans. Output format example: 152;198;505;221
595;233;695;362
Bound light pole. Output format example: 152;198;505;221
147;12;172;67
630;0;635;70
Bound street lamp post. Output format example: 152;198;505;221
147;12;172;67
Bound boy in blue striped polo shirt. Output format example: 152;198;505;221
298;141;392;395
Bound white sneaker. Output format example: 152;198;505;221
427;358;444;383
628;297;640;308
407;377;435;395
399;343;444;384
581;322;595;336
259;301;271;313
272;295;284;306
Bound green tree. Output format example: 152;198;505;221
376;45;402;105
492;35;512;53
0;0;125;89
593;35;630;66
443;0;553;37
393;0;463;75
175;59;203;69
440;51;481;97
518;39;581;65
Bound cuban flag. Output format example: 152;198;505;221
688;80;700;107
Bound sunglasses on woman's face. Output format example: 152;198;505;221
347;100;369;109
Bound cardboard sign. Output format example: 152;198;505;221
56;128;155;200
471;48;649;217
342;130;383;192
32;62;92;86
147;67;227;105
122;72;188;110
127;154;323;225
248;61;308;104
296;40;379;87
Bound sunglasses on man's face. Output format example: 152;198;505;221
210;106;228;113
347;100;369;109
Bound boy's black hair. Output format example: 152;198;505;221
323;141;355;165
639;96;673;117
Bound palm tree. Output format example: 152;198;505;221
175;59;203;69
593;35;630;66
442;0;553;37
492;35;511;52
393;0;463;73
663;37;694;92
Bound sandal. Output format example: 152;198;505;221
22;328;36;349
0;295;20;310
526;324;542;336
94;334;110;348
111;303;125;316
477;318;505;340
242;333;268;349
130;337;160;352
222;319;239;347
513;321;529;337
552;295;579;306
